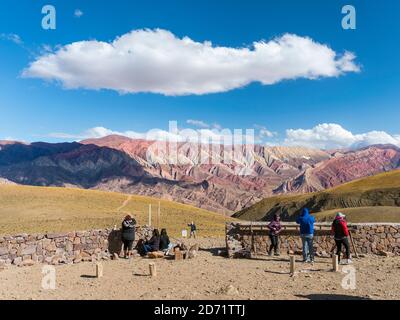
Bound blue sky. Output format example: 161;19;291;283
0;0;399;149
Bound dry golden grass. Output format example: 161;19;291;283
235;169;400;221
328;169;400;194
0;185;234;237
314;206;400;222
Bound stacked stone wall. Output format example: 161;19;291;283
226;222;400;258
0;226;152;266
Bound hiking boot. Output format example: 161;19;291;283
274;252;280;256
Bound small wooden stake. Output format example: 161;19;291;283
174;248;183;261
96;263;103;278
349;231;359;258
289;255;296;276
149;262;157;277
148;204;152;227
332;254;339;272
158;201;161;229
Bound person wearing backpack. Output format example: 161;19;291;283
331;212;352;264
296;208;315;263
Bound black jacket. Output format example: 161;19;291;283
160;235;170;250
146;235;160;251
121;218;136;241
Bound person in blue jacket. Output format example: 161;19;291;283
296;208;315;263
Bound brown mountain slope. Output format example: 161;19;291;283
274;144;400;194
234;170;400;221
81;136;331;213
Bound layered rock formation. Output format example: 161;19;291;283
1;137;399;214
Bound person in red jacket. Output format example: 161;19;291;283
331;212;352;264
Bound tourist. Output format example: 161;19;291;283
267;214;282;256
331;212;352;264
188;221;197;239
143;229;161;254
160;228;174;255
296;208;315;263
120;214;136;259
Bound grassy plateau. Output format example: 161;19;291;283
0;185;234;237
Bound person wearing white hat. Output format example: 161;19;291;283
331;212;352;264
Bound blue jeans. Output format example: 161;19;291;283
143;244;152;254
301;234;314;261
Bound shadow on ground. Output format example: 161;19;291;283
80;274;97;279
296;294;371;300
199;247;226;256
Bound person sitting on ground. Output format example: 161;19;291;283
267;214;282;256
143;229;161;255
296;208;315;263
160;228;174;255
188;221;197;238
331;212;352;265
120;214;136;259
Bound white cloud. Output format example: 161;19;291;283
49;125;255;145
186;119;210;128
186;119;222;130
22;29;359;96
284;123;400;149
48;123;400;150
74;9;84;18
1;33;23;45
254;125;276;138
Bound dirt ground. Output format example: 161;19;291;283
1;237;399;300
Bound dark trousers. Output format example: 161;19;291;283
122;239;134;251
335;237;350;261
268;234;279;254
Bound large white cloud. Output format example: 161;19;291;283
22;29;359;96
49;124;255;145
49;123;400;150
284;123;400;149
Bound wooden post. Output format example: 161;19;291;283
158;201;161;229
174;248;183;261
149;262;157;277
289;255;296;276
349;231;359;258
96;263;103;278
332;254;339;272
148;204;152;227
250;223;257;257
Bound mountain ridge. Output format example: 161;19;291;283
1;137;399;214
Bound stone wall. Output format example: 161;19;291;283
0;226;153;266
226;222;400;258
